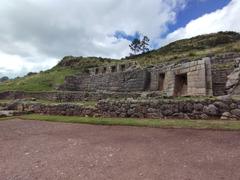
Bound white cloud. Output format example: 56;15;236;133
0;0;239;78
0;0;187;77
0;50;58;78
163;0;240;45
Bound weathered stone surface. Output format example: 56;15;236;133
172;113;189;119
211;53;240;96
199;113;209;119
194;103;204;111
226;68;240;90
4;97;240;120
216;95;232;101
0;91;144;102
0;110;15;117
213;101;229;113
230;103;238;109
60;68;150;92
203;104;218;116
224;57;240;95
231;109;240;117
221;112;232;120
146;113;163;119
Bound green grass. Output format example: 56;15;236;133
126;32;240;67
36;100;97;107
128;40;240;67
0;56;117;92
0;67;79;92
19;114;240;131
0;99;12;104
0;116;17;121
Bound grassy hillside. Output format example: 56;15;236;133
126;31;240;66
0;68;78;92
0;56;116;92
0;31;240;92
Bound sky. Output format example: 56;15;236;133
0;0;239;78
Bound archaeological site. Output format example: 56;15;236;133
2;2;240;179
60;53;240;97
1;32;240;120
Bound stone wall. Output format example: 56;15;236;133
0;91;143;101
9;98;240;120
88;61;138;75
61;68;150;92
210;53;240;96
59;53;240;97
149;58;212;96
148;53;240;97
97;99;236;119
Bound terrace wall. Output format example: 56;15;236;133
10;98;240;120
61;68;150;92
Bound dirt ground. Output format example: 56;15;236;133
0;119;240;180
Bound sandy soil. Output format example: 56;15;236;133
0;119;240;180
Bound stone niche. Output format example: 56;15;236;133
89;61;138;76
149;58;213;96
102;67;107;73
174;73;188;96
120;64;126;72
158;73;165;91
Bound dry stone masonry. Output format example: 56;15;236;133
148;57;212;96
60;53;240;97
4;98;240;120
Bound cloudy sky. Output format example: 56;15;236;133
0;0;239;78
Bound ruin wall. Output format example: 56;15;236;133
148;58;212;96
210;53;240;96
0;91;143;101
58;52;240;97
61;68;150;92
10;98;240;120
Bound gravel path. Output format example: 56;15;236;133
0;119;240;180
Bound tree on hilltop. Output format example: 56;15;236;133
129;38;141;55
129;35;150;55
140;36;150;53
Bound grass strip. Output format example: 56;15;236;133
18;114;240;131
0;116;18;121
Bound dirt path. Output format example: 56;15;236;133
0;119;240;180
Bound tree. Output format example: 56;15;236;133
129;35;150;55
140;36;150;53
0;76;9;82
129;38;141;55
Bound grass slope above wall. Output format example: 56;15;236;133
0;67;78;92
0;57;116;92
126;32;240;66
